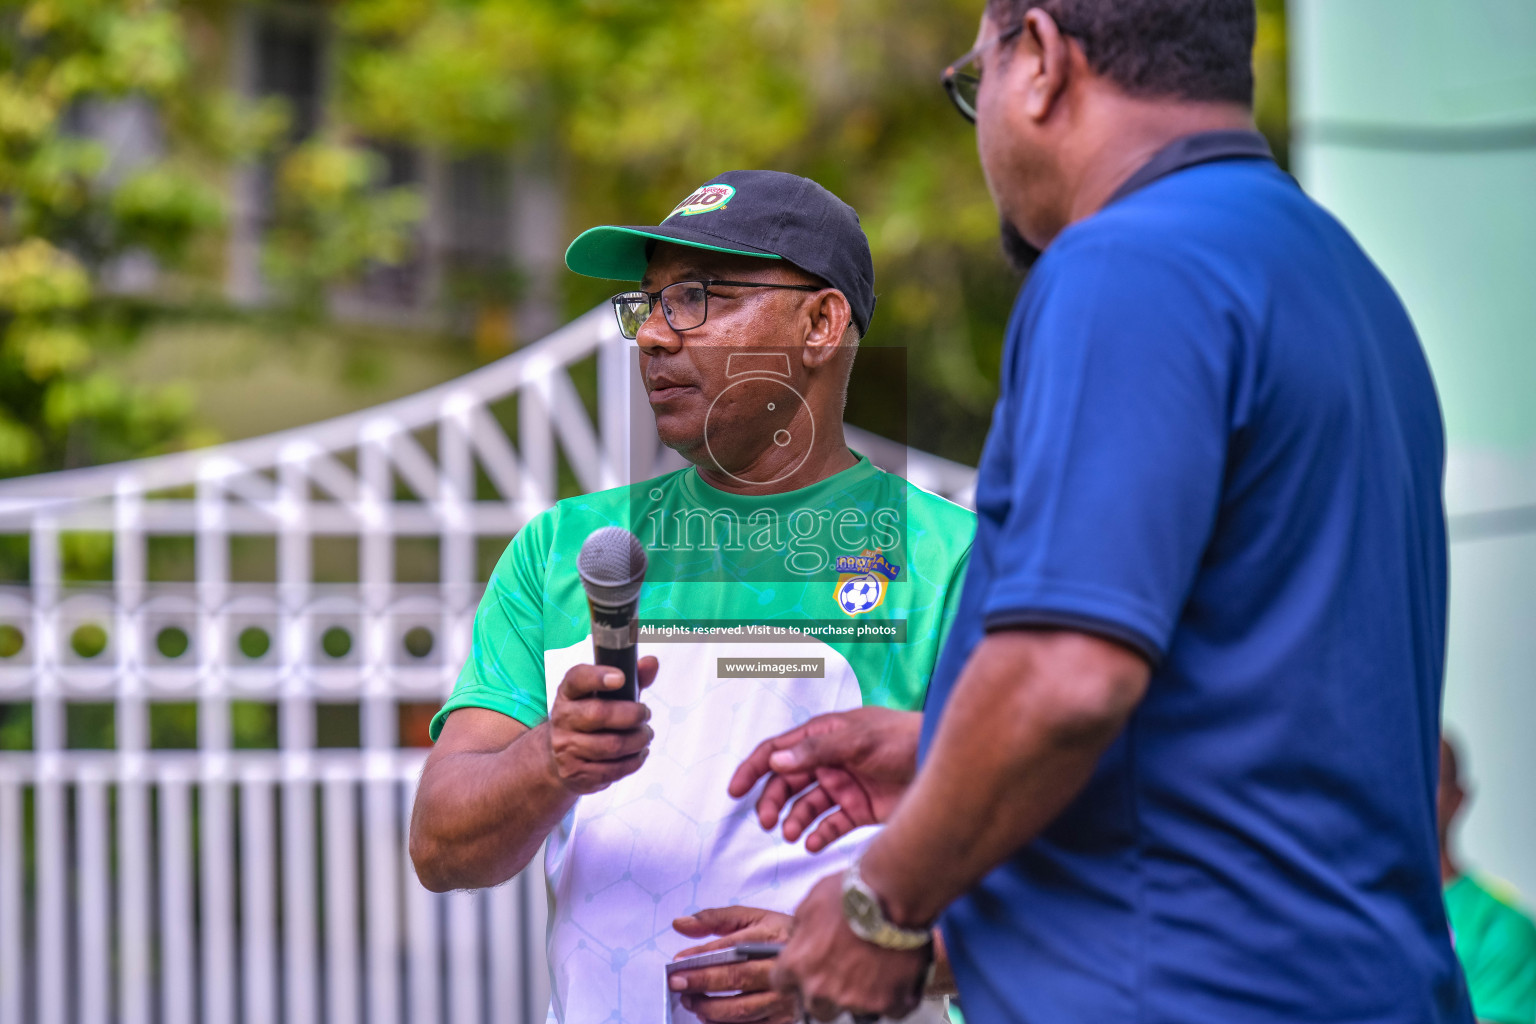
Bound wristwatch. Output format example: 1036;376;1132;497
841;856;933;951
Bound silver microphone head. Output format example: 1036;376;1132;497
577;527;648;608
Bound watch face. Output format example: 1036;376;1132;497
842;883;878;929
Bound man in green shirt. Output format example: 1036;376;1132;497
1440;734;1536;1024
408;170;973;1024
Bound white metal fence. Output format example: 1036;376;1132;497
0;308;977;1024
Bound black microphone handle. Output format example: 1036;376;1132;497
588;598;640;702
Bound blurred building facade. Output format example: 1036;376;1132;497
1293;0;1536;901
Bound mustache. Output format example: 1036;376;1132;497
641;358;702;391
999;218;1041;275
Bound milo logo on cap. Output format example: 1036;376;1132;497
668;183;735;218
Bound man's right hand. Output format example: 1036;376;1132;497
411;655;660;891
729;707;921;852
545;656;659;795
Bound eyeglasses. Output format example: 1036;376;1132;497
610;279;821;340
941;23;1025;123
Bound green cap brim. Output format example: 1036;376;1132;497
564;225;781;281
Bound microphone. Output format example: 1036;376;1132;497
577;526;649;702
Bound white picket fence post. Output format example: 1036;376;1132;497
0;308;977;1024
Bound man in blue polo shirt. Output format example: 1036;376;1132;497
746;1;1475;1022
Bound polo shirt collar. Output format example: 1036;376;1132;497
1105;129;1276;206
1011;129;1277;270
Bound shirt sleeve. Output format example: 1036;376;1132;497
429;514;555;738
981;239;1235;663
935;539;973;658
1467;906;1536;1024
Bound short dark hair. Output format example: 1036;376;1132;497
988;0;1256;107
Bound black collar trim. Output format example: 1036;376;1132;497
1106;129;1276;205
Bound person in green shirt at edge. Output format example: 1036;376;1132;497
407;170;975;1024
1440;733;1536;1024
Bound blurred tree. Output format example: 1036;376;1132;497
336;0;1289;464
1254;0;1289;166
261;138;423;314
335;0;1015;461
0;0;220;476
0;0;422;481
1;0;1290;476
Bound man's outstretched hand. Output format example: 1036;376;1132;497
728;707;921;852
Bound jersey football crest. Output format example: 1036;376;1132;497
834;550;900;616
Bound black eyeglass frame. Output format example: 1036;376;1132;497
940;23;1027;124
609;279;822;340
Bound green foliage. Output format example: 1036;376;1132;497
0;0;221;475
0;702;32;750
59;528;110;579
232;700;278;749
262;139;424;311
148;701;196;748
3;0;1292;475
110;164;225;259
65;700;113;748
0;0;423;477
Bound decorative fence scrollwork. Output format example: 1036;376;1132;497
0;308;977;1024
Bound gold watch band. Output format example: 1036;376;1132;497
841;858;933;951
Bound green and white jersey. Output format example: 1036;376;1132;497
431;455;974;1024
1446;874;1536;1024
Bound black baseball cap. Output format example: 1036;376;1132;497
564;169;876;335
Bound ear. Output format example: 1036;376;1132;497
1016;8;1073;122
799;289;854;371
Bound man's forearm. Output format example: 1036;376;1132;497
859;631;1148;927
411;722;574;891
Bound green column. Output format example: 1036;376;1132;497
1292;1;1536;901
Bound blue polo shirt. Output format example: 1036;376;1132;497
921;155;1472;1024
